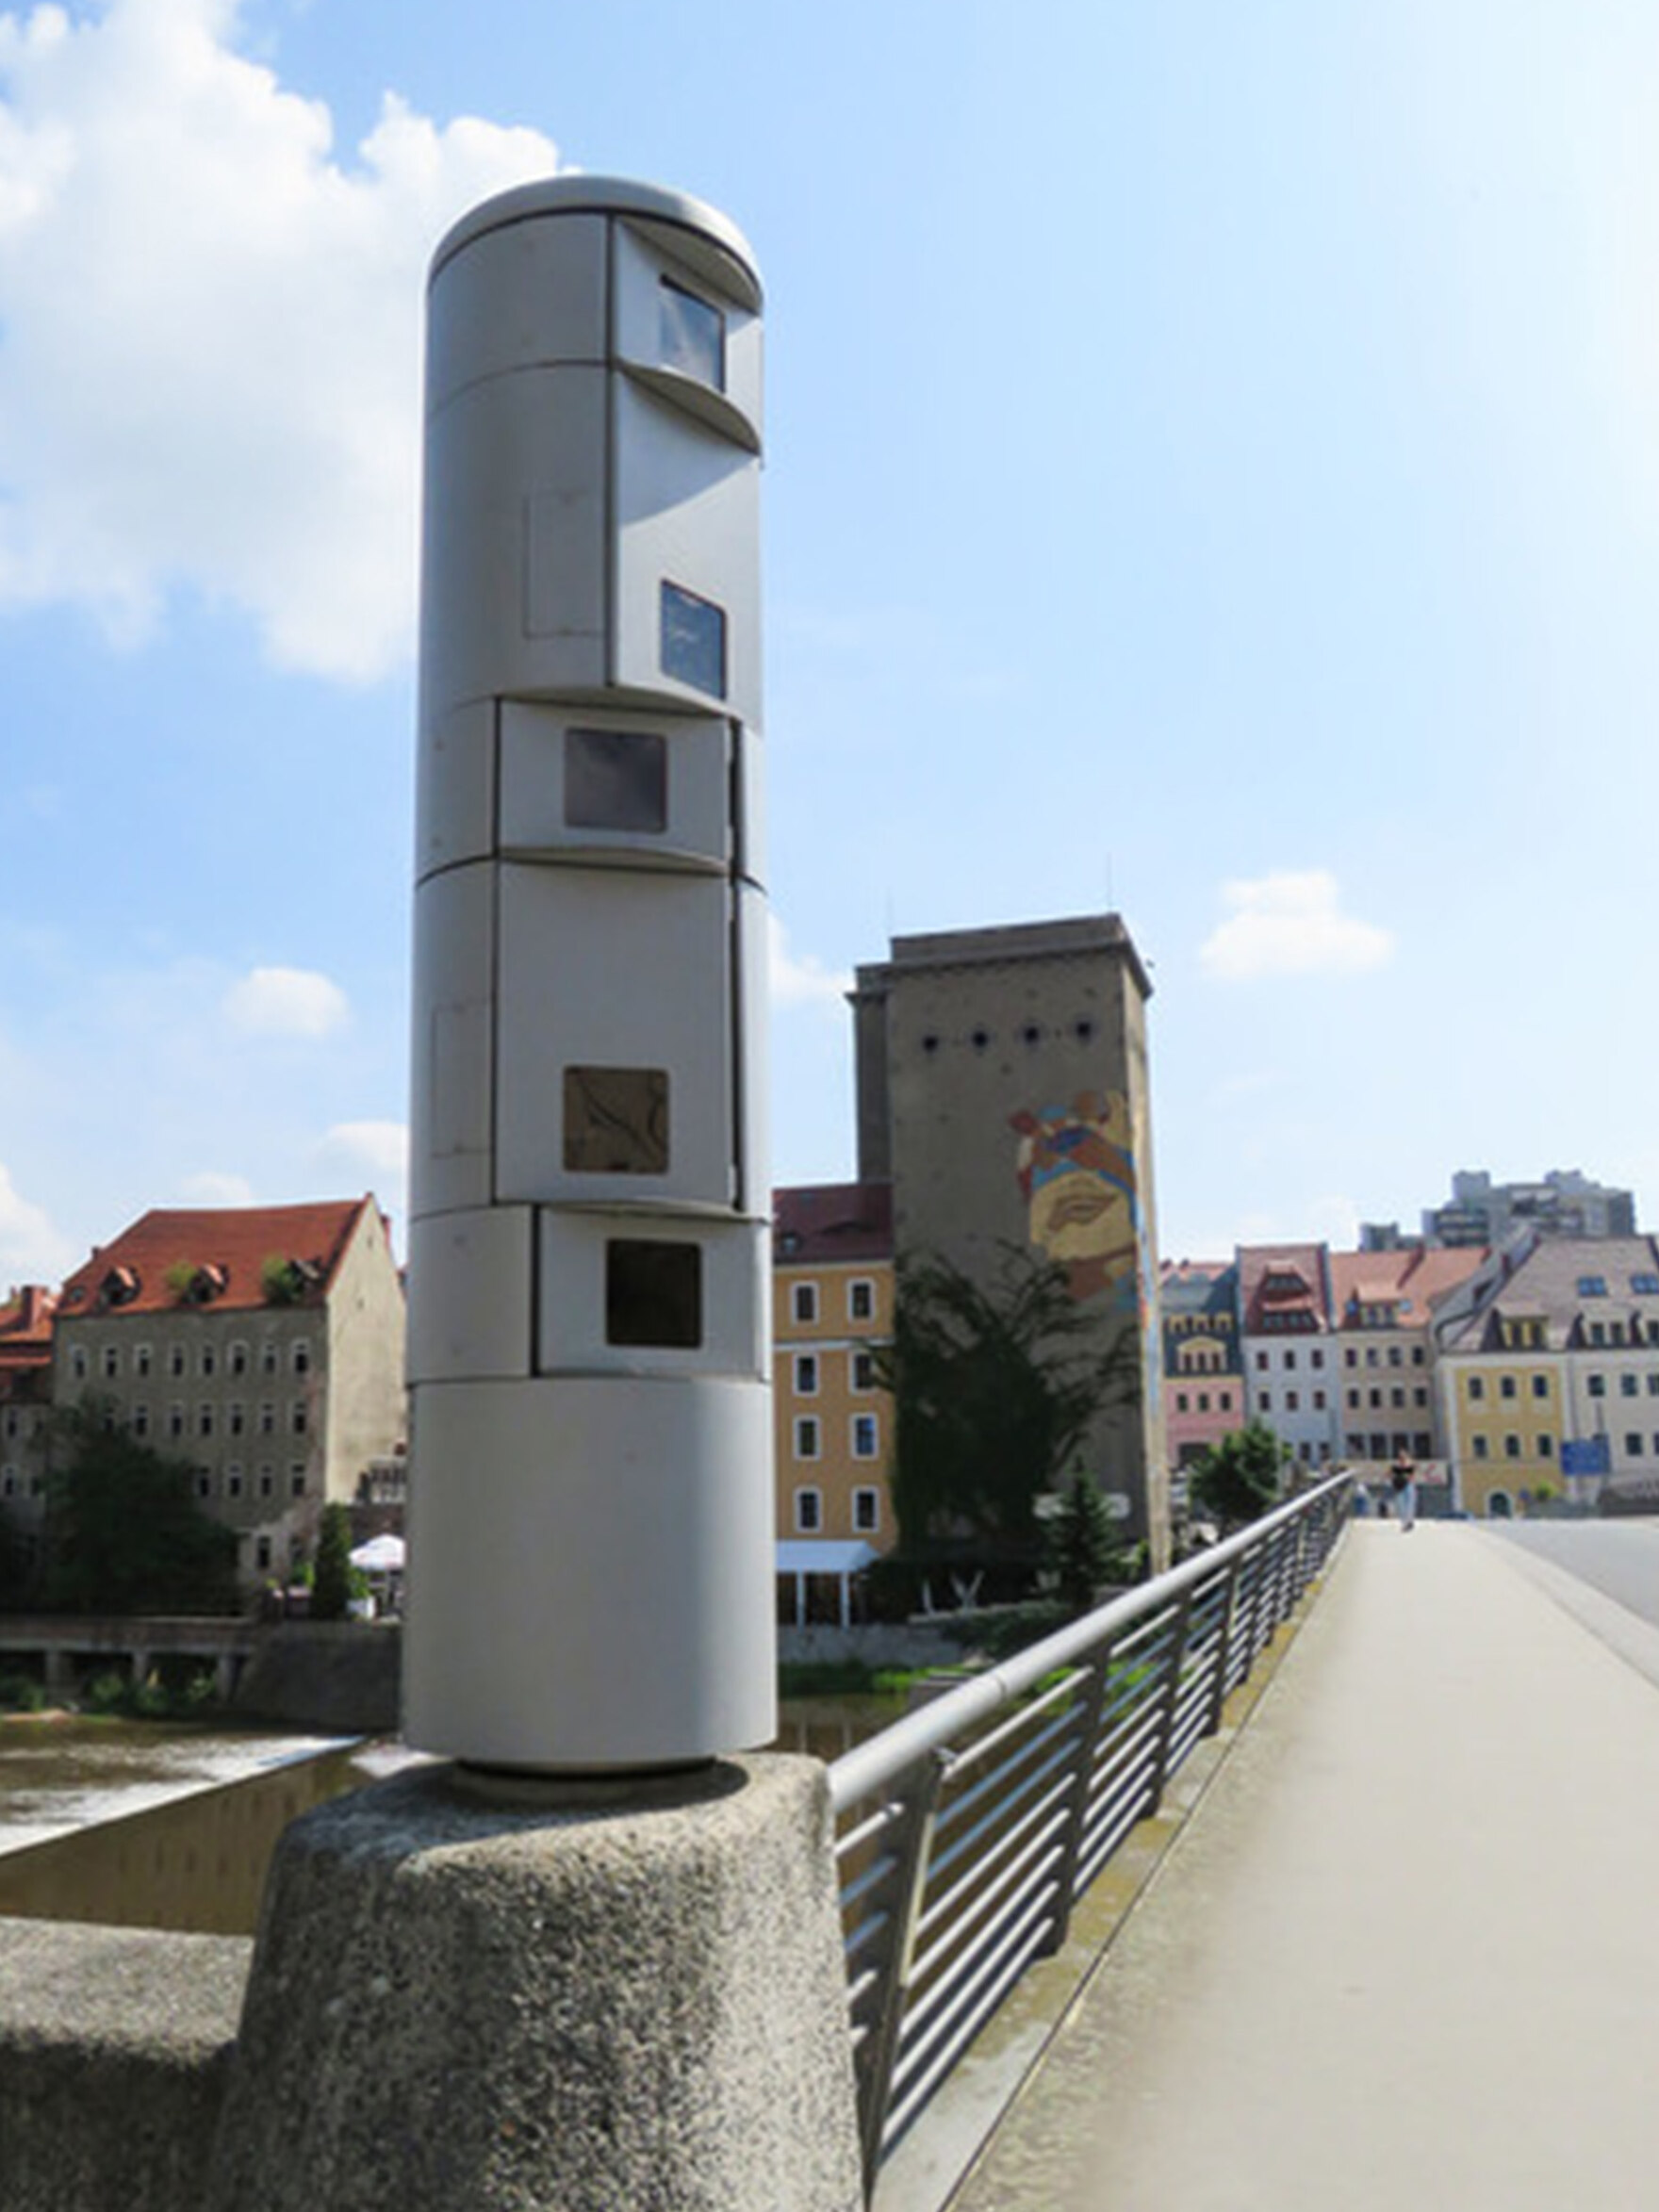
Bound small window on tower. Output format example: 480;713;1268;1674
660;581;727;699
606;1239;702;1349
564;1067;670;1174
659;276;726;390
565;729;667;834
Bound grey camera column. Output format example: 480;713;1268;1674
206;179;860;2212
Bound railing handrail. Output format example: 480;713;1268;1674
829;1471;1349;1812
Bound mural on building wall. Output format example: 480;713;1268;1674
1010;1090;1147;1316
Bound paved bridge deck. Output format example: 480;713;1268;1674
951;1521;1659;2211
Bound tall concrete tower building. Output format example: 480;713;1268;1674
851;914;1168;1566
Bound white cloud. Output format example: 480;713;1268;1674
0;1159;74;1282
0;0;560;679
222;963;349;1037
1199;871;1394;982
313;1118;408;1188
768;917;851;1011
177;1169;257;1207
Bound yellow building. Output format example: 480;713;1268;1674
773;1183;894;1624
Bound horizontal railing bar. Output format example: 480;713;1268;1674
928;1728;1080;1885
929;1700;1084;1842
890;1875;1061;2098
916;1786;1074;1955
904;1832;1067;2040
884;1899;1058;2137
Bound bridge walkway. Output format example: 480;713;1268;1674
950;1521;1659;2211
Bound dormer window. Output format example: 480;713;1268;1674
100;1266;141;1309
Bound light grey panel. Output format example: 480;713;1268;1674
425;211;607;410
732;718;765;885
612;378;761;726
415;696;496;881
499;699;730;868
409;864;495;1220
406;1207;533;1383
495;863;733;1206
534;1209;766;1379
733;878;770;1218
613;221;763;438
421;367;607;716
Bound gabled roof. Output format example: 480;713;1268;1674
1328;1244;1487;1328
56;1199;378;1321
1435;1234;1659;1355
0;1285;56;1365
774;1183;893;1268
1237;1243;1331;1333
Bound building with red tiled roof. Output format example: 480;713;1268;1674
41;1198;404;1587
773;1183;895;1622
1159;1259;1243;1473
1237;1243;1337;1471
0;1287;57;1516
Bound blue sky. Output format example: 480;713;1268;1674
2;0;1656;1286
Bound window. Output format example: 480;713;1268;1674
1368;1389;1381;1410
1472;1435;1489;1460
792;1283;818;1326
1284;1350;1296;1371
1468;1376;1486;1401
1532;1374;1549;1399
1650;1375;1659;1398
852;1414;879;1459
660;580;726;699
794;1486;822;1534
230;1342;248;1378
1347;1389;1359;1409
225;1467;243;1498
1390;1387;1404;1409
565;727;667;834
261;1343;279;1377
1258;1390;1273;1412
1414;1432;1432;1457
1366;1349;1379;1368
1285;1390;1299;1412
1313;1389;1325;1411
564;1065;670;1173
169;1345;186;1378
169;1404;185;1439
229;1402;245;1437
1255;1352;1268;1372
292;1341;311;1376
258;1466;274;1498
260;1403;276;1434
200;1344;216;1379
1589;1321;1606;1347
793;1352;818;1396
850;1350;876;1393
1578;1275;1609;1298
794;1416;820;1461
848;1279;876;1323
1388;1347;1402;1368
132;1403;150;1438
101;1346;120;1380
291;1402;307;1435
1627;1434;1645;1457
1588;1374;1606;1399
1500;1376;1517;1400
255;1536;271;1573
1633;1273;1659;1296
1219;1391;1233;1412
1176;1391;1190;1414
71;1347;88;1382
1413;1387;1427;1407
197;1472;212;1499
1345;1349;1357;1368
605;1238;702;1348
291;1466;306;1498
198;1405;214;1437
1311;1349;1324;1370
1411;1347;1424;1366
853;1487;880;1534
659;275;726;389
135;1343;152;1379
1622;1373;1639;1397
1198;1393;1210;1412
1503;1434;1520;1460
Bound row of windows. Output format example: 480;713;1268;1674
1256;1389;1329;1414
194;1464;308;1500
1469;1371;1659;1401
1470;1434;1556;1463
787;1278;879;1327
1345;1345;1425;1369
918;1018;1100;1057
1173;1389;1237;1416
792;1414;880;1462
1347;1386;1430;1411
1173;1347;1230;1376
1255;1347;1327;1371
1347;1432;1434;1460
793;1485;881;1535
789;1349;879;1397
1577;1273;1659;1298
126;1401;310;1442
69;1339;312;1383
1582;1319;1659;1347
0;1408;39;1441
0;1468;42;1499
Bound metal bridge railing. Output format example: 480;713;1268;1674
825;1473;1352;2196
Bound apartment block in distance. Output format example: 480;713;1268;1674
1160;1259;1242;1473
773;1182;893;1624
1328;1242;1486;1504
51;1199;405;1585
851;915;1169;1567
1432;1234;1659;1516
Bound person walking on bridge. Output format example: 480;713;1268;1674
1389;1450;1418;1532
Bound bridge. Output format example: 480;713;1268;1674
0;1614;258;1703
857;1511;1659;2211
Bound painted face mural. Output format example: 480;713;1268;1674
1010;1090;1144;1315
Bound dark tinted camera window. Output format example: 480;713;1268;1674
564;1067;669;1174
660;581;726;699
565;728;667;833
606;1239;702;1349
660;277;725;390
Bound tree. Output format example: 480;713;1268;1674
876;1248;1139;1555
42;1400;238;1614
311;1502;353;1621
1189;1420;1289;1533
1045;1469;1132;1615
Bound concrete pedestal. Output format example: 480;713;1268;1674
206;1755;862;2212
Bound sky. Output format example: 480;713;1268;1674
2;0;1658;1289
